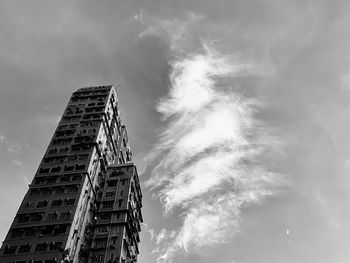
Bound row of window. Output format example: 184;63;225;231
54;129;75;137
65;108;84;115
24;198;75;209
105;179;128;187
93;236;119;249
73;135;95;144
18;210;73;224
74;88;109;96
61;116;81;123
101;199;123;209
104;190;124;200
31;175;82;189
4;260;57;263
51;137;74;146
43;154;89;164
82;113;103;121
39;163;85;174
47;147;69;155
85;106;105;113
29;185;79;197
70;96;106;104
58;123;78;130
3;241;62;255
98;212;122;221
11;225;68;239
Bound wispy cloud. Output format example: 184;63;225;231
146;42;283;262
137;11;204;53
0;133;22;165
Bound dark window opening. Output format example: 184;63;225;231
103;202;114;209
107;180;117;187
37;201;48;208
51;199;62;207
18;244;31;253
35;243;48;252
3;245;17;254
54;224;68;235
64;198;75;206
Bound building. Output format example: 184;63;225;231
0;85;143;263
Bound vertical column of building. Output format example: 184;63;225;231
89;164;142;263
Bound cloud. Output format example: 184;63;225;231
138;11;204;53
146;43;283;262
0;134;7;143
11;160;22;166
0;132;22;164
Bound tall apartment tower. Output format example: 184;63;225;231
0;86;143;263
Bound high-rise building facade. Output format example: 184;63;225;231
0;86;143;263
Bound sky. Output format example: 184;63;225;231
0;0;350;263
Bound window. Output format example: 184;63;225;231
51;199;62;207
67;155;77;161
34;177;46;185
18;244;31;253
42;189;52;196
120;191;123;196
48;148;58;155
24;228;36;237
54;224;67;234
64;198;75;206
47;176;57;184
31;214;42;222
61;176;70;182
72;175;82;181
99;213;111;221
18;215;29;223
97;226;109;233
51;166;61;173
49;241;62;251
64;165;74;171
47;213;58;221
10;229;23;238
59;147;69;153
105;191;115;198
39;167;50;174
30;190;40;196
37;201;48;208
67;186;79;193
107;180;117;187
55;188;65;194
3;245;17;254
79;154;89;160
94;239;107;248
110;170;122;177
118;200;123;207
60;212;71;220
41;225;54;235
76;164;85;170
103;201;113;209
93;254;104;262
35;243;48;252
24;202;35;209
